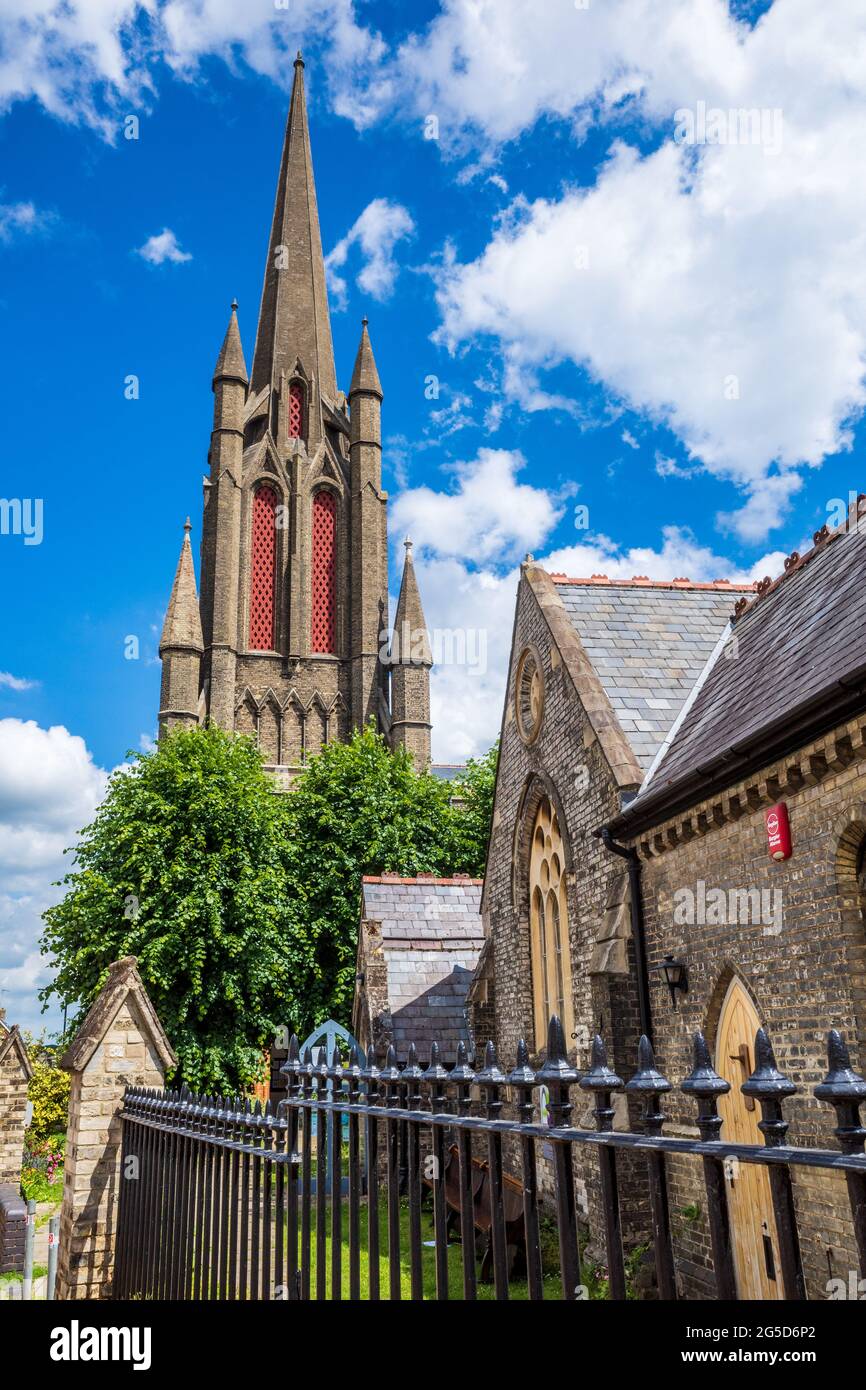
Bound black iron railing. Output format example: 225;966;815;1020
114;1020;866;1301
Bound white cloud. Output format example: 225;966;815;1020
380;0;866;540
325;197;414;309
394;452;788;762
0;200;53;242
390;447;562;565
433;121;866;539
0;671;36;690
621;429;639;450
0;1;386;138
135;226;192;265
0;720;107;1032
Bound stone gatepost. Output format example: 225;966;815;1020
0;1023;33;1276
55;957;176;1301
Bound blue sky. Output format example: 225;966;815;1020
1;0;865;1030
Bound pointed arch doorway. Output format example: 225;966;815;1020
715;978;783;1300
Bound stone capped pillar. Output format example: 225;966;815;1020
0;1024;32;1185
55;957;176;1301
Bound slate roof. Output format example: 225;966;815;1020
552;577;753;770
429;763;467;781
618;514;866;826
361;876;484;1058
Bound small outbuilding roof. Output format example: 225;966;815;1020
358;875;484;1059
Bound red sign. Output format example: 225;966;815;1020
766;803;792;861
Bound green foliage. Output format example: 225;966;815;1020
24;1037;70;1143
280;725;479;1030
450;741;498;876
40;725;297;1094
40;723;495;1095
20;1151;63;1205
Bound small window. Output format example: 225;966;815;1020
289;380;305;441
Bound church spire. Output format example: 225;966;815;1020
393;539;432;666
158;520;203;733
160;520;203;653
390;539;432;769
350;317;383;398
213;300;248;386
250;52;338;405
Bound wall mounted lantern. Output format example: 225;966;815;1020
650;955;688;1009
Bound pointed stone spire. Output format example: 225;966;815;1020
250;53;337;404
393;540;432;666
213;300;248;386
350;317;383;398
390;539;432;769
160;520;203;653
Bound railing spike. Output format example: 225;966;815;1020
507;1038;536;1090
422;1039;449;1084
546;1014;565;1062
815;1029;866;1157
450;1039;476;1086
742;1027;796;1106
692;1031;713;1073
580;1034;623;1097
824;1028;860;1082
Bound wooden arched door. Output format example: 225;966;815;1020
715;979;783;1300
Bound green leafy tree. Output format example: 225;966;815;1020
40;725;295;1093
281;725;472;1029
40;723;496;1093
450;740;499;876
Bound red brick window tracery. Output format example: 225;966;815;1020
311;490;337;654
249;485;278;650
289;381;305;440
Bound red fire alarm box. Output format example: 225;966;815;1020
766;803;792;861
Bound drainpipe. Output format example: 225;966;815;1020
600;828;653;1046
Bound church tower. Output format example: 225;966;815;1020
158;54;431;773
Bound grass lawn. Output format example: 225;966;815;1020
303;1193;568;1300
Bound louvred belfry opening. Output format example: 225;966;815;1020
311;490;337;654
289;381;304;440
249;485;278;650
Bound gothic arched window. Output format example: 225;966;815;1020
311;489;337;654
249;484;278;650
289;380;305;441
529;796;574;1051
